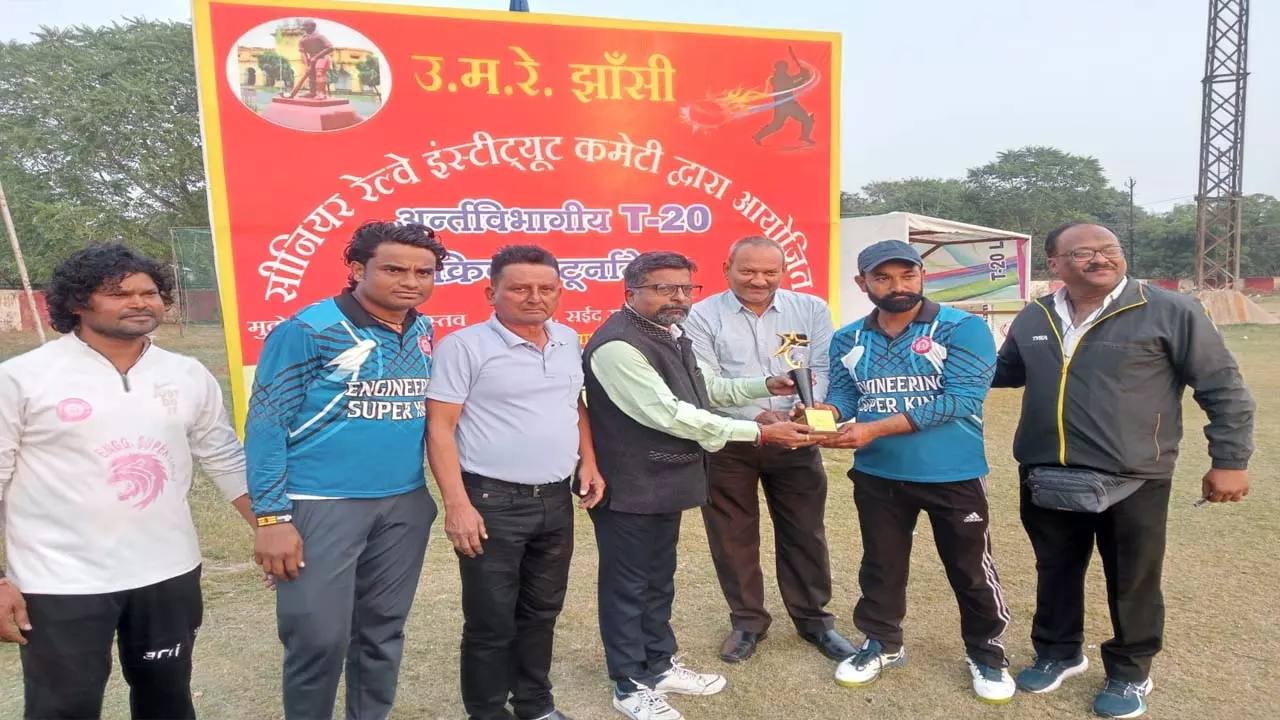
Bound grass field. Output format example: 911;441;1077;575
1;317;1277;720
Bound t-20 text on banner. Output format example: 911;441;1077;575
191;0;841;431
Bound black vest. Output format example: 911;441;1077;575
583;307;712;514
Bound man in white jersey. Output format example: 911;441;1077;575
0;244;253;720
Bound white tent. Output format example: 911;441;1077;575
837;212;1032;343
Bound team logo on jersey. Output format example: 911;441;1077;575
154;385;179;416
325;338;376;383
911;336;934;355
56;398;93;423
418;335;432;355
96;436;174;510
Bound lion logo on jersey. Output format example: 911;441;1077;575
107;452;169;509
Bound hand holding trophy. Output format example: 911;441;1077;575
773;332;839;435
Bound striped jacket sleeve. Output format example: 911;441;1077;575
825;328;860;423
245;320;318;515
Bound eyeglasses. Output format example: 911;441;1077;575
628;283;704;298
1061;246;1124;263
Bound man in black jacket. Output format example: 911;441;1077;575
993;222;1254;719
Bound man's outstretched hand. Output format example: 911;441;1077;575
765;375;797;396
759;421;817;449
818;422;874;450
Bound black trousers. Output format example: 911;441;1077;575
851;471;1010;667
702;443;834;635
458;474;574;720
590;506;681;693
1019;469;1171;683
19;565;203;720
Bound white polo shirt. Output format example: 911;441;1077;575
427;315;583;484
0;334;248;594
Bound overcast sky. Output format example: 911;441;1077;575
4;0;1276;210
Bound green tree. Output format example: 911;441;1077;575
1238;194;1280;277
965;146;1129;249
843;178;976;221
357;54;381;98
255;49;287;88
1131;204;1196;279
0;20;205;284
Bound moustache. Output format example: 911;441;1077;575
1083;263;1115;273
121;312;156;318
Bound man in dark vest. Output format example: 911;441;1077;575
583;251;816;720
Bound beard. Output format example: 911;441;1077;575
868;290;924;314
654;304;690;326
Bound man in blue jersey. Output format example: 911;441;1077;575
246;221;447;720
812;239;1015;704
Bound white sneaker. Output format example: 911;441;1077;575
612;686;683;720
967;657;1017;704
835;639;907;687
653;659;728;696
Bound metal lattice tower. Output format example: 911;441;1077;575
1195;0;1250;289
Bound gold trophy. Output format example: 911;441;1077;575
773;332;839;434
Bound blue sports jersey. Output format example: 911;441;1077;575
245;292;433;514
826;300;995;483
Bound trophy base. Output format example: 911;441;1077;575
803;407;840;435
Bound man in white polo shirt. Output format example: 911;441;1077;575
427;245;604;720
0;244;253;719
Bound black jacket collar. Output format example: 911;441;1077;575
1039;277;1145;316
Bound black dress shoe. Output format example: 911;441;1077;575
801;628;858;660
529;711;574;720
718;629;767;663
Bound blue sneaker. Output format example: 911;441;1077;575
1015;655;1090;693
1092;677;1154;719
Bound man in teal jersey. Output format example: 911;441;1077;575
814;239;1015;704
247;221;446;720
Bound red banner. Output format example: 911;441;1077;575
193;0;840;428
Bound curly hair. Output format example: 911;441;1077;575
343;221;450;290
46;244;174;334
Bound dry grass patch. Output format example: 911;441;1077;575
1;322;1276;718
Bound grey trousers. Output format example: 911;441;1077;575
276;487;436;720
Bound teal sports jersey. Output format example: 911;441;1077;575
826;300;995;483
245;292;433;514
